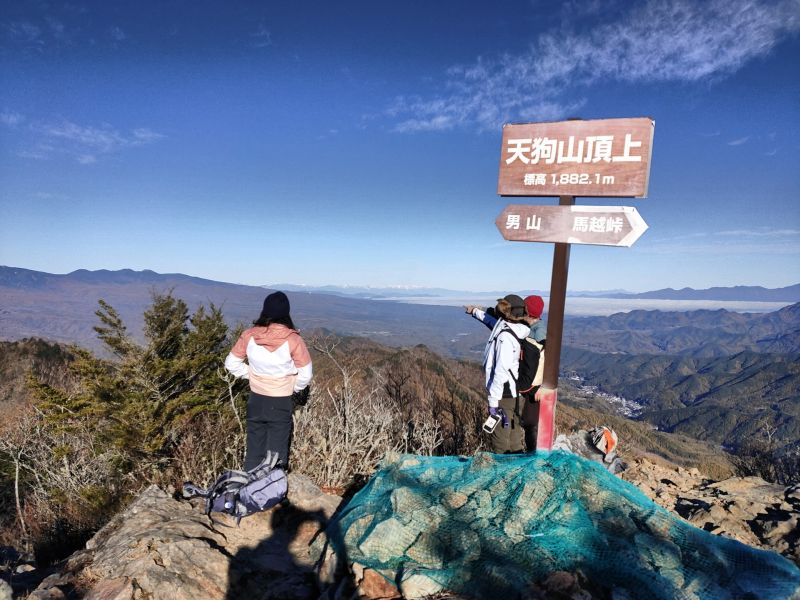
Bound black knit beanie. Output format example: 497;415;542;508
260;291;290;319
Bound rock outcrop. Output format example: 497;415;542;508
28;474;345;600
19;456;800;600
623;459;800;564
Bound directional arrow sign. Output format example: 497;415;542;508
496;205;648;247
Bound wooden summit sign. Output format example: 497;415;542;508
498;117;655;197
495;116;656;453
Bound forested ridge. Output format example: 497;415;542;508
562;347;800;453
562;302;800;356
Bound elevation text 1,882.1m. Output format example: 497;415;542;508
522;173;616;187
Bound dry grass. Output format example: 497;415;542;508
171;412;245;486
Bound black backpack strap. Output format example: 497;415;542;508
182;483;210;499
497;327;521;384
498;327;523;415
499;326;523;343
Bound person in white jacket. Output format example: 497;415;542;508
225;291;312;470
466;294;530;453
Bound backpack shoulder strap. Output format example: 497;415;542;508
528;337;543;350
499;326;523;343
209;472;250;495
247;451;280;480
496;326;525;385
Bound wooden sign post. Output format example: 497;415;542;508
496;117;655;451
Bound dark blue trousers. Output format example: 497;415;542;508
245;391;294;470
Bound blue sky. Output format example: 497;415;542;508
1;0;798;292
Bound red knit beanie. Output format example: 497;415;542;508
524;295;544;319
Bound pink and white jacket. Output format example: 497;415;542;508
224;325;312;397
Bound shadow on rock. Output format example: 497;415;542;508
226;502;356;600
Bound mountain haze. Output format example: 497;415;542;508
269;281;800;303
606;284;800;302
0;266;483;358
3;267;799;359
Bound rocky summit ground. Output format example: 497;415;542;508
5;457;799;600
622;459;800;564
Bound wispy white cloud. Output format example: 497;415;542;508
728;136;750;146
131;128;165;143
34;191;70;200
109;26;127;42
316;128;341;141
644;240;800;255
250;24;272;48
1;113;165;164
3;17;71;51
17;148;49;160
3;21;43;45
0;111;24;126
652;227;800;242
714;228;800;237
44;17;68;42
44;121;127;152
644;227;800;255
388;0;800;132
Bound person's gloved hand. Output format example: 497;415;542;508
292;386;310;406
488;406;510;428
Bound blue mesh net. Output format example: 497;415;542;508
327;452;800;599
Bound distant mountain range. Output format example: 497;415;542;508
269;282;800;302
2;266;799;358
604;284;800;302
268;283;484;300
0;266;482;357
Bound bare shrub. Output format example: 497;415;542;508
171;412;245;486
289;333;499;490
291;383;404;489
399;413;444;456
0;405;120;554
728;419;799;485
290;336;405;488
374;360;485;457
732;439;800;485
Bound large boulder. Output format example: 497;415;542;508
31;475;345;600
623;459;800;564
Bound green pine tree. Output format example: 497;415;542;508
34;291;245;468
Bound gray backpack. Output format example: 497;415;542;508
183;451;288;524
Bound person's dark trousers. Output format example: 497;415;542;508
490;395;525;454
522;388;540;452
245;391;294;471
